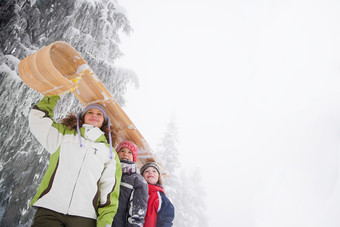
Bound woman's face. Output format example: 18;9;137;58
118;147;134;162
84;108;104;128
142;167;159;185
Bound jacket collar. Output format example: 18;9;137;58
148;184;165;194
120;160;138;174
80;124;107;143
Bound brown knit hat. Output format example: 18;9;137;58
140;162;161;175
140;162;163;185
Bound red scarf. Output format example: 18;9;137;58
144;184;165;227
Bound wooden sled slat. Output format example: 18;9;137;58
18;41;153;167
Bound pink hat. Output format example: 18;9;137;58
116;140;138;162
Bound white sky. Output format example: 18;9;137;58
116;0;340;226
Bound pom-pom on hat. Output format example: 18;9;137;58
116;140;138;162
76;103;113;159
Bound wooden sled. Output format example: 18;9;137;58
18;41;153;167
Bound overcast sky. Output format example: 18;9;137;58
116;0;340;226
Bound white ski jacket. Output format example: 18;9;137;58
29;95;121;227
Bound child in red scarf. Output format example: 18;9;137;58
140;162;174;227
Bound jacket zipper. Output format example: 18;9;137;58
67;147;88;213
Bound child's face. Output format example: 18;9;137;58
118;147;134;162
84;108;104;128
142;167;159;185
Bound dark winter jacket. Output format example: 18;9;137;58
144;184;174;227
112;160;148;227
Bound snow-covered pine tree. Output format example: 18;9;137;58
0;0;136;226
155;116;182;226
156;115;180;175
156;116;207;226
183;168;208;226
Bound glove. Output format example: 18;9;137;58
58;93;67;99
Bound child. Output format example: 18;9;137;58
112;140;148;227
140;162;175;227
29;95;122;227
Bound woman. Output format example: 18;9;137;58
29;95;122;227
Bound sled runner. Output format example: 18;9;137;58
18;41;152;167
